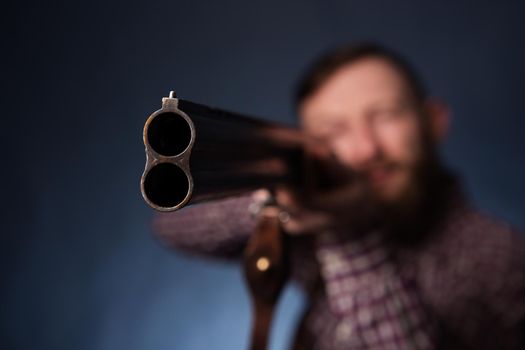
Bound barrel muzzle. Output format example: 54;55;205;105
141;93;195;211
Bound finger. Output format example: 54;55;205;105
281;211;334;236
251;188;272;202
275;186;301;213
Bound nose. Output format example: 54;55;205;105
332;123;380;169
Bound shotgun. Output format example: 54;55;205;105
140;91;308;212
140;92;354;350
141;92;306;350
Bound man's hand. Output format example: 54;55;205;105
274;179;377;235
253;141;379;236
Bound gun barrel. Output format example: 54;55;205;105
140;93;305;211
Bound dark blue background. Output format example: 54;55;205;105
2;1;524;349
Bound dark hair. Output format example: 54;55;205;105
294;43;428;109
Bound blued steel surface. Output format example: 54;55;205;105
141;93;305;211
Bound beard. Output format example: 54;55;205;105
356;145;453;242
324;125;450;237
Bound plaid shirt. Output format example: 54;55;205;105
153;192;525;349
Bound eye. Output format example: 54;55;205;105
370;106;407;123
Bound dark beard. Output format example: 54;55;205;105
378;152;457;246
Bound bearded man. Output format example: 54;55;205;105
153;43;525;349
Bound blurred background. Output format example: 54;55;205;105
2;1;524;349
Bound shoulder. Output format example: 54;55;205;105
426;206;525;347
443;207;525;283
421;204;525;291
413;204;525;321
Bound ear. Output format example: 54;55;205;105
424;98;450;143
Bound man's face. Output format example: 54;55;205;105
300;57;432;206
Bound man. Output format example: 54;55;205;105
153;43;525;349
